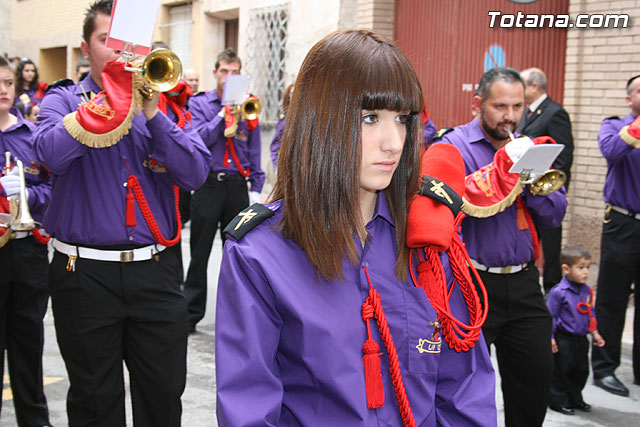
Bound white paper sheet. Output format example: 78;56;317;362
508;144;565;176
106;0;161;56
222;75;249;106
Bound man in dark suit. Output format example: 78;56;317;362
519;67;574;294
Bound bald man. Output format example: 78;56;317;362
184;68;199;93
519;67;574;294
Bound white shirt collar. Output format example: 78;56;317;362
528;93;548;113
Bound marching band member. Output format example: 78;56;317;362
215;30;496;427
33;1;210;425
184;48;265;333
0;54;52;427
438;67;567;427
591;74;640;397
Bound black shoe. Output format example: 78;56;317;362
594;375;630;396
573;401;592;412
550;405;575;415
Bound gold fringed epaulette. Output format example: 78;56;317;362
461;181;523;218
63;61;144;149
619;125;640;148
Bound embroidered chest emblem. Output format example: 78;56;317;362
416;321;442;354
143;155;167;173
236;129;248;141
24;161;40;176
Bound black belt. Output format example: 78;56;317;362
212;172;247;182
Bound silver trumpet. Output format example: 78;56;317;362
2;152;37;231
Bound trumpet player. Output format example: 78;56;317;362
32;1;211;425
0;55;53;427
184;48;265;333
437;67;567;427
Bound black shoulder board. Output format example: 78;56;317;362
224;203;275;241
604;115;620;120
192;91;206;97
46;78;74;92
432;127;454;142
419;174;463;217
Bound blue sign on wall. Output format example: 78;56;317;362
484;45;505;71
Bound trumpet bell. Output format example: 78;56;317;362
241;97;261;121
142;48;183;93
10;159;37;231
528;169;566;196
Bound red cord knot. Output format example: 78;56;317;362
362;338;379;355
362;302;374;322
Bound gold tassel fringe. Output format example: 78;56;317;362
619;125;640;148
63;73;145;149
461;180;524;218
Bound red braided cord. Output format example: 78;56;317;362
224;138;250;177
158;94;192;129
410;231;489;352
31;228;50;244
362;268;417;427
576;287;594;314
127;175;181;247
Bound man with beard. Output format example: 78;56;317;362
438;67;567;427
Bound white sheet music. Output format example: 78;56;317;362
222;75;249;106
107;0;161;53
508;144;565;176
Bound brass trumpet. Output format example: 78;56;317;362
231;96;262;121
125;48;183;98
527;169;567;196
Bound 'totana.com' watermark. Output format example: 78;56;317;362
488;11;630;28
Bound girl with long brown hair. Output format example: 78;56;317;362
215;30;496;426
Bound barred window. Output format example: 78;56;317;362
246;4;289;123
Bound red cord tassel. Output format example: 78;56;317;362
126;189;136;227
588;316;597;332
362;338;384;409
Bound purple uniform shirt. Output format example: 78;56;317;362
423;118;437;146
0;108;50;222
599;113;640;212
33;76;211;246
438;118;567;267
546;276;595;337
215;193;497;426
188;90;265;192
270;117;286;171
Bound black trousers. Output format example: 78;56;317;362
479;264;552;427
49;247;187;427
550;332;589;407
184;174;248;328
592;210;640;381
540;225;563;293
0;236;50;427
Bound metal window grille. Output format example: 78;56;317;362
246;4;289;123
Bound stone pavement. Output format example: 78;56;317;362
2;231;638;426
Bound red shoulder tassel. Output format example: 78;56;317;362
362;338;384;409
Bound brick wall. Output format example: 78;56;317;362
563;0;640;261
357;0;395;40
